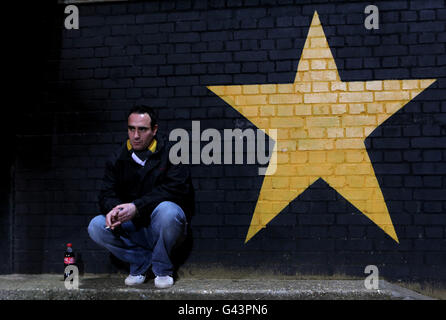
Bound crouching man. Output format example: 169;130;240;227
88;105;193;288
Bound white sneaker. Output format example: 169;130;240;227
154;275;174;289
125;274;146;286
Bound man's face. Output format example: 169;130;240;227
127;113;158;151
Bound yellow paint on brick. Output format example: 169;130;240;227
364;126;376;137
309;70;339;81
270;94;303;104
291;176;311;188
367;103;384;114
260;84;277;94
365;176;379;188
307;128;327;138
241;106;259;117
345;189;375;200
331;82;347;91
345;150;366;162
277;105;294;116
326;176;346;188
307;18;324;35
375;90;410;101
326;150;345;163
385;102;406;114
278;84;294;93
259;213;278;224
297;164;333;176
421;79;435;88
247;117;269;130
271;202;290;212
327;59;337;70
260;105;275;116
289;128;307;138
302;48;334;59
335;138;365;150
313;105;331;115
342;115;376;126
298;59;310;71
310;37;328;48
348;82;365;91
366;81;382;91
376;114;390;126
298;139;333;150
243;85;260;94
295;104;312;115
346;127;363;137
272;177;290;189
235;95;267;105
349;103;366;114
255;201;273;213
327;128;344;138
224;85;242;95
290;152;308;163
308;151;326;163
307;127;326;138
306;116;340;127
331;104;347;114
402;80;418;90
311;59;327;70
346;176;365;187
277;152;289;164
339;92;374;103
304;92;338;103
276;130;289;139
207;11;437;244
384;81;400;91
280;139;297;151
312;81;329;92
409;91;416;99
295;83;312;93
271;117;304;128
335;163;373;176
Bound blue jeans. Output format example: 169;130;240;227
88;201;187;277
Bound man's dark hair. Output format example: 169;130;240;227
128;105;158;128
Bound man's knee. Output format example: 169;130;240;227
88;215;107;242
151;201;186;228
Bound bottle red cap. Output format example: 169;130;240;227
67;243;72;247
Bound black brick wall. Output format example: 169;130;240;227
0;172;12;274
5;0;446;283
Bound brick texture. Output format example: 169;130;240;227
5;0;446;283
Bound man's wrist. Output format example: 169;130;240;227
132;202;139;217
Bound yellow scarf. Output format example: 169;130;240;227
126;138;157;153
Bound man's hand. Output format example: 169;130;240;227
105;207;120;229
105;203;137;230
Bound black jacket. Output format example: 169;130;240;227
98;134;194;227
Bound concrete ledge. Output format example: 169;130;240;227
0;274;434;300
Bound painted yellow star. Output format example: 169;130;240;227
207;11;436;244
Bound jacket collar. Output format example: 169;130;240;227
118;134;165;161
126;138;157;153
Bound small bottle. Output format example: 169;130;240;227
63;243;76;280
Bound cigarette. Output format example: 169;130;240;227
105;207;123;230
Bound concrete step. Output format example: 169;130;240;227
0;274;434;300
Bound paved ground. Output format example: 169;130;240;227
0;274;434;300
